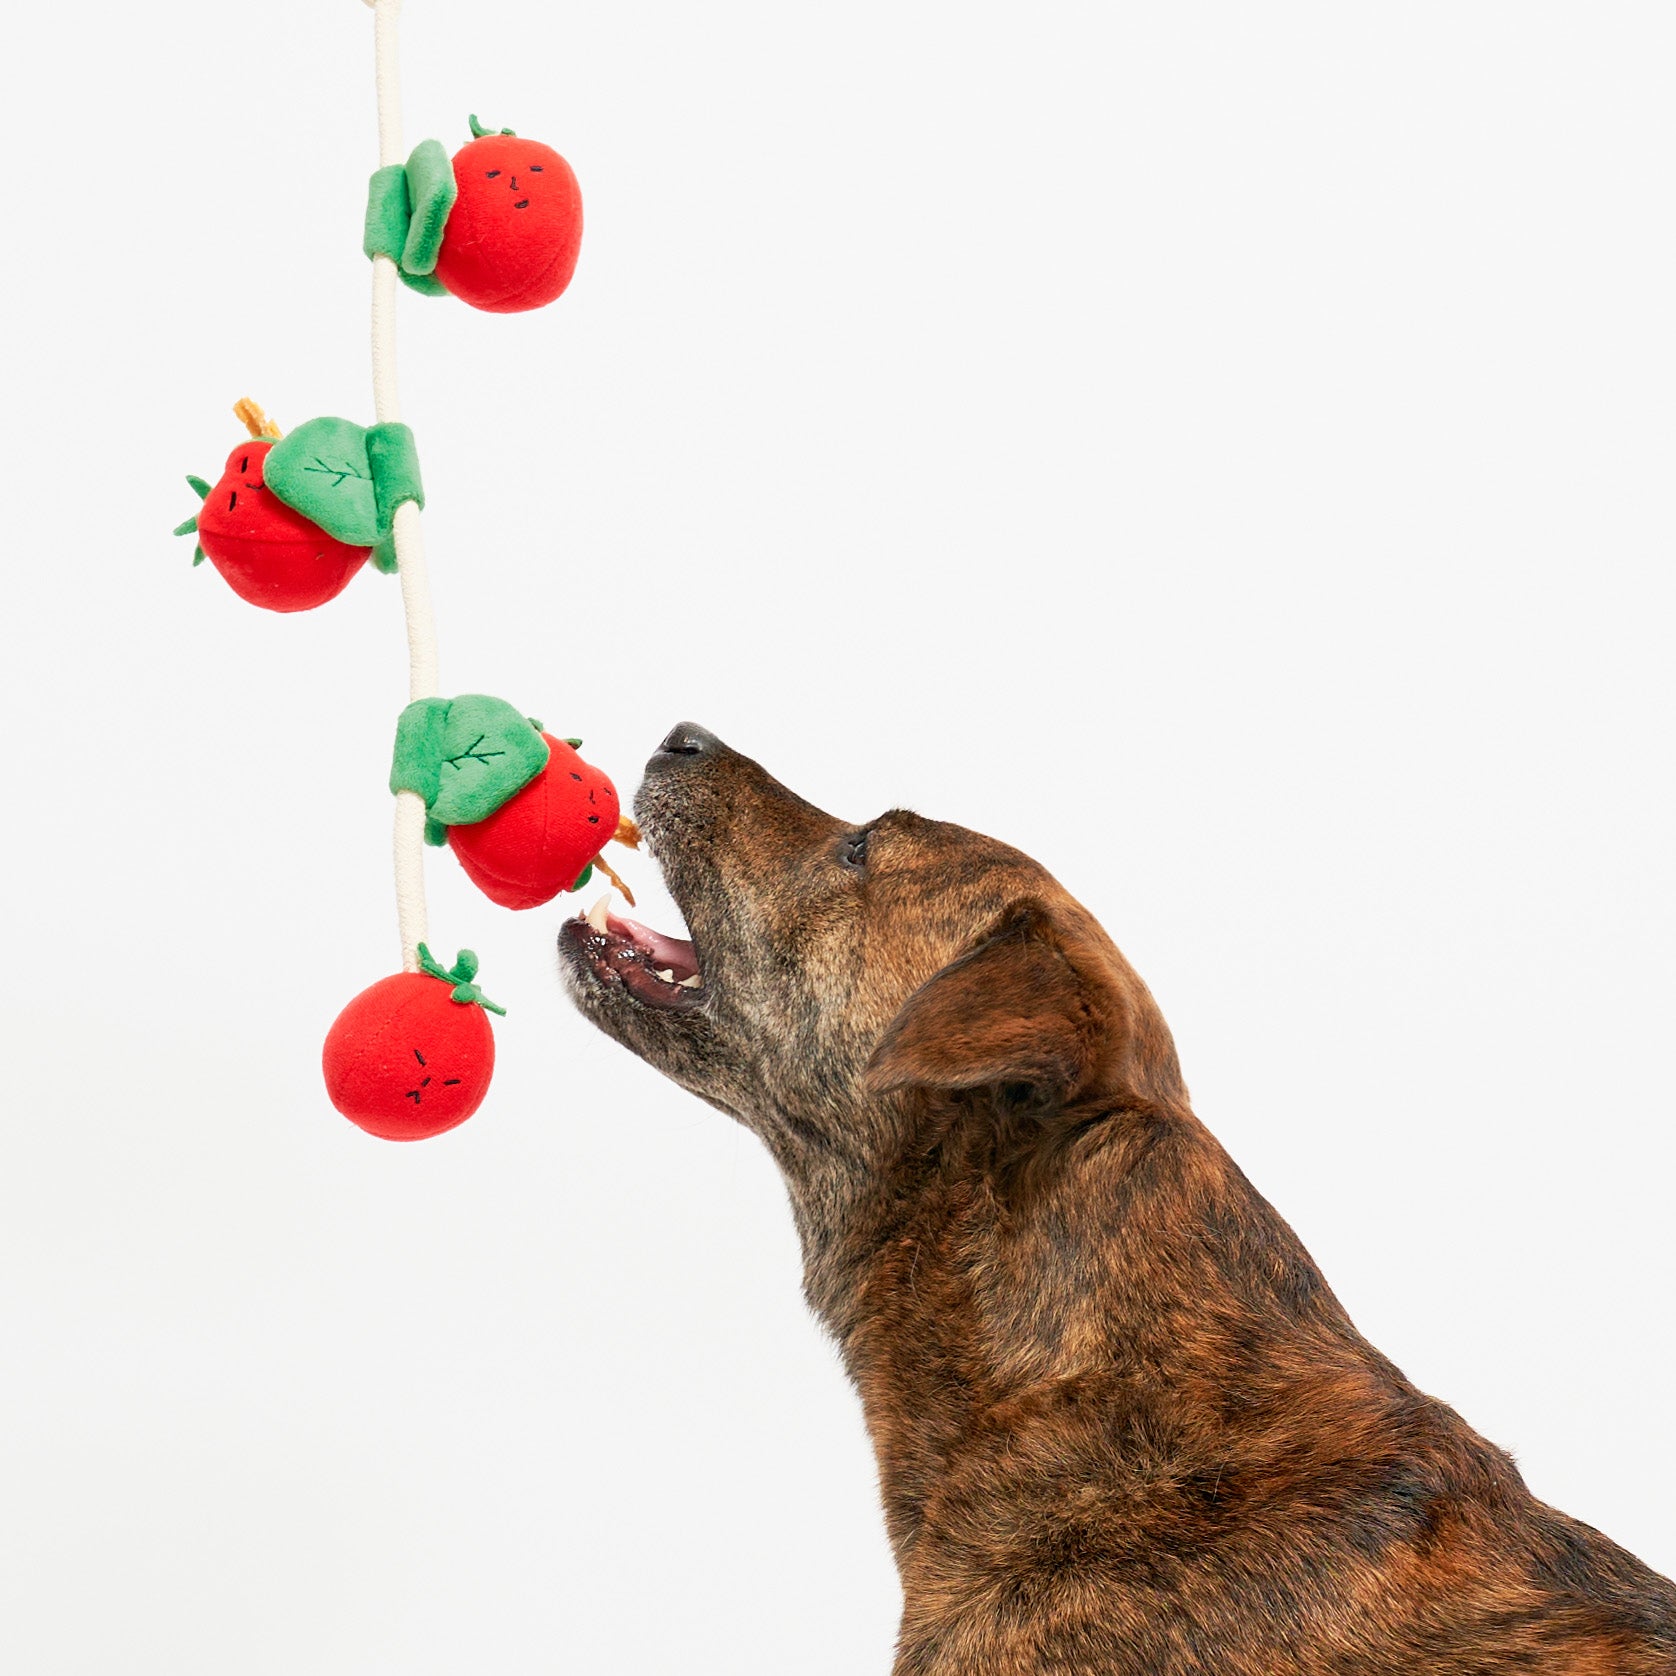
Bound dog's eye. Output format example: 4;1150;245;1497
840;832;869;871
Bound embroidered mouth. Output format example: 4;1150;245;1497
562;893;706;1011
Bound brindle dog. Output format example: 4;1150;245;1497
561;724;1676;1676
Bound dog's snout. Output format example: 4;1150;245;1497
650;722;721;766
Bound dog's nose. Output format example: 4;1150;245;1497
650;722;720;765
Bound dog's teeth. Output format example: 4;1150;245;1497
679;974;702;989
656;968;676;982
585;892;612;934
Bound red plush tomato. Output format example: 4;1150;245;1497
322;948;502;1141
195;442;370;612
434;131;582;313
449;735;619;909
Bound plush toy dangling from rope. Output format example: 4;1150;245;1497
388;695;640;910
173;400;409;612
365;114;583;313
323;946;504;1141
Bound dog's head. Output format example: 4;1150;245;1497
560;725;1185;1175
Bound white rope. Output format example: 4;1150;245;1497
367;0;439;973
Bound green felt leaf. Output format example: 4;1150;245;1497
186;474;211;500
570;863;593;893
172;514;198;537
193;543;205;566
398;267;450;298
429;697;549;826
452;981;506;1015
365;422;424;528
402;139;457;276
417;943;505;1012
390;698;449;807
389;694;550;828
468;113;516;138
372;532;399;575
363;164;409;263
265;418;380;546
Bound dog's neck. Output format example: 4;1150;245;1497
776;1094;1403;1567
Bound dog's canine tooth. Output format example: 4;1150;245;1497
678;974;702;989
656;968;676;982
585;892;612;934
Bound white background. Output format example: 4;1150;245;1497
2;2;1672;1670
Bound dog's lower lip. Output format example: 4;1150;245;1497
562;914;706;1010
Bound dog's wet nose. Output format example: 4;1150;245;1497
650;722;721;765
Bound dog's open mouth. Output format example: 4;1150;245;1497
562;892;706;1011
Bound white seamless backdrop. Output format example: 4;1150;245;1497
1;3;1671;1672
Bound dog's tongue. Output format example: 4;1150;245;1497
609;912;698;981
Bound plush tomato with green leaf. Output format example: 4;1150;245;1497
177;440;371;613
433;117;582;313
449;734;619;909
322;946;503;1141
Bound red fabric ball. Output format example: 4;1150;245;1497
449;735;619;909
434;134;582;314
197;442;370;612
323;970;496;1141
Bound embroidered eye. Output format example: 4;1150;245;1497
486;169;502;178
530;164;544;172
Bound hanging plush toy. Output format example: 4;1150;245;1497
175;401;423;612
365;115;583;314
178;2;618;1141
388;695;635;910
323;946;503;1140
449;736;626;908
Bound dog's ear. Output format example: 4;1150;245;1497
864;902;1089;1102
865;898;1183;1111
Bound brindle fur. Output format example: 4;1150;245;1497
561;726;1676;1675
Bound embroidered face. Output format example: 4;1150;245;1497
196;442;278;545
